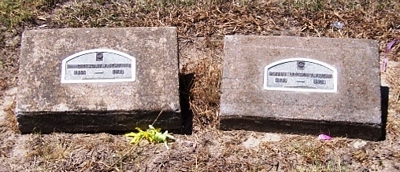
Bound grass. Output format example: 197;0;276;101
291;0;325;11
0;0;46;29
0;0;400;171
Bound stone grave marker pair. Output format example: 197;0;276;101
16;27;383;140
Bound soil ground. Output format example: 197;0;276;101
1;0;400;171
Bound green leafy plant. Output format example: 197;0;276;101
125;125;175;149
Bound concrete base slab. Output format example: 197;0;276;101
219;36;383;141
16;27;181;133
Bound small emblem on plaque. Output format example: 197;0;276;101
61;49;136;83
264;58;337;92
297;61;305;70
96;53;103;61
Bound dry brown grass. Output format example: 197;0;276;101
385;63;400;138
187;55;222;129
0;0;400;171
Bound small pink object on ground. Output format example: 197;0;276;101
318;134;332;140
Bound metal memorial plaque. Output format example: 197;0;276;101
61;49;136;83
264;58;337;92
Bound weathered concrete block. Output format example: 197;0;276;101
220;36;383;140
16;27;181;133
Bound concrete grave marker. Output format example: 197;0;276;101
220;36;383;140
16;27;181;133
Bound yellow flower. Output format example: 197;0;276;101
125;125;175;149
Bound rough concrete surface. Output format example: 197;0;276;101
220;36;383;140
16;27;181;133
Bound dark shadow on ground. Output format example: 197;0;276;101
178;73;194;134
380;86;389;140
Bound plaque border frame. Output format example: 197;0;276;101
263;58;338;93
61;48;136;83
